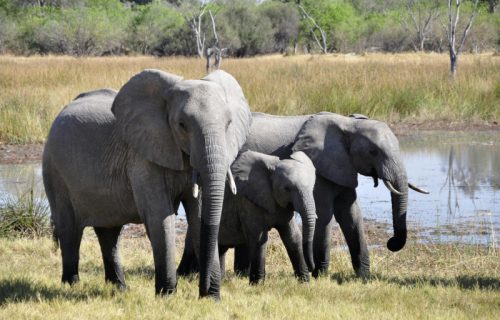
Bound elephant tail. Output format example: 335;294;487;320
49;216;59;252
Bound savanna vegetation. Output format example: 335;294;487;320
0;53;498;144
0;0;498;57
0;230;498;319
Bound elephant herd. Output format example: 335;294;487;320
42;69;428;299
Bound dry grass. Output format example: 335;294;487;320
0;232;498;319
0;53;499;144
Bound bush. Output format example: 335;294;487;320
0;182;50;238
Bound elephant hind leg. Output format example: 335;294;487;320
218;245;229;280
94;226;126;290
233;244;250;277
56;208;84;285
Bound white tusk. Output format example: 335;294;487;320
227;169;237;195
383;180;404;196
408;182;429;194
192;170;199;198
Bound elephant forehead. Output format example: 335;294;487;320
173;80;226;102
358;121;399;150
276;160;316;187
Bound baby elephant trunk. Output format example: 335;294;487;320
295;192;317;272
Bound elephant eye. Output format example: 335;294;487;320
226;119;232;131
179;122;186;130
369;149;378;156
284;186;291;193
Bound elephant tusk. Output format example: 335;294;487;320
372;176;379;188
192;170;200;199
383;180;404;196
408;182;429;194
227;169;237;195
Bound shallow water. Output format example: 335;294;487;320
357;131;499;246
1;131;498;245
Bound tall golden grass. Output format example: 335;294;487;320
0;53;498;144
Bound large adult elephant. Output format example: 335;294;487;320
43;69;252;299
179;112;427;279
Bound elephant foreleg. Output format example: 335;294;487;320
333;189;370;279
129;161;177;295
94;226;126;290
247;233;268;285
312;178;335;278
144;213;177;295
277;221;309;282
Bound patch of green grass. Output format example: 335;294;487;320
0;233;498;319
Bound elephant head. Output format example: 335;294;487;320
231;150;317;271
292;112;427;253
111;69;252;298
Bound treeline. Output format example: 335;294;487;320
0;0;498;56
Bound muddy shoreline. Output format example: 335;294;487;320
1;121;498;165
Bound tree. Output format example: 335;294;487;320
403;0;441;51
446;0;479;77
180;0;208;58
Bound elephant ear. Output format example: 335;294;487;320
231;151;281;214
292;112;358;188
202;70;252;166
112;69;184;170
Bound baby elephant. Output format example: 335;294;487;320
218;150;317;284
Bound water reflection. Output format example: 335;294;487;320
0;131;498;245
0;164;43;205
357;131;499;246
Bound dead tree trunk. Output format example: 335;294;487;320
205;10;224;74
446;0;479;78
298;5;327;54
186;6;207;59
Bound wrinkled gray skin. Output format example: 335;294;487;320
209;150;316;284
180;112;418;279
43;69;252;299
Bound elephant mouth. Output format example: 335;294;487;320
369;168;428;195
191;169;237;198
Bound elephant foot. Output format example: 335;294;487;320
199;289;221;301
113;283;128;292
156;286;177;296
312;266;328;278
295;272;310;283
355;268;371;283
249;275;265;285
62;274;79;285
155;280;177;296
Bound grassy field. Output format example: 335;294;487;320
0;53;499;144
0;232;498;320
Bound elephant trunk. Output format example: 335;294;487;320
384;162;409;252
197;131;228;299
295;192;317;272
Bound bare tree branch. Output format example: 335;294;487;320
298;5;327;54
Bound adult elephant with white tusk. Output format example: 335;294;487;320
178;112;428;280
43;69;252;299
